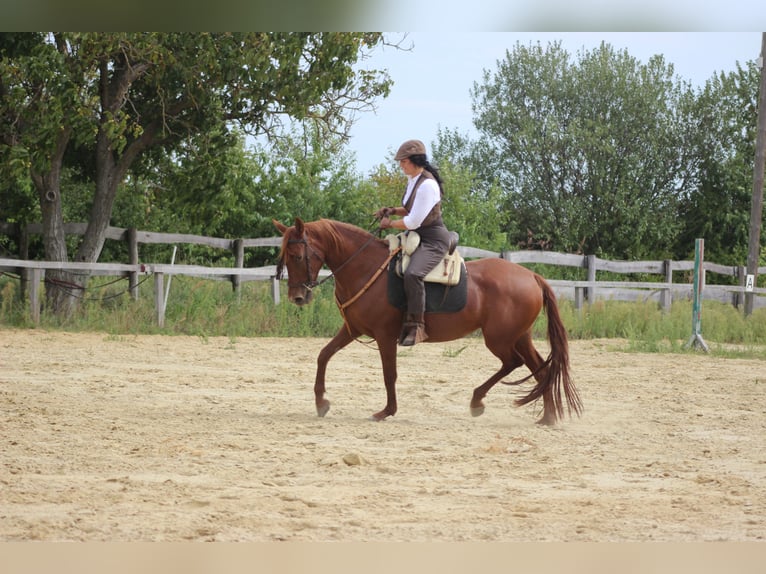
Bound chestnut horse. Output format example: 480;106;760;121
273;217;582;425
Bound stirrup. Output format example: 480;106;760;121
399;322;428;347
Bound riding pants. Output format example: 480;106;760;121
403;224;451;316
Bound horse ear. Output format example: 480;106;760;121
294;217;305;236
273;219;287;235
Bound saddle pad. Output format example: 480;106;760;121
386;232;464;286
386;257;468;313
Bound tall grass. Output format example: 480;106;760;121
0;274;343;337
1;273;765;358
533;298;766;357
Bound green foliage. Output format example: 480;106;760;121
676;61;763;266
431;128;508;251
470;41;696;259
0;274;345;337
119;124;378;268
2;35;764;324
0;33;392;278
248;125;376;232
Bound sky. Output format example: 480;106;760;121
347;32;765;174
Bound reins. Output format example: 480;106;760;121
335;246;401;338
282;220;398;343
332;223;401;342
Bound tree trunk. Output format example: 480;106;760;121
32;128;80;318
74;59;157;266
74;130;120;264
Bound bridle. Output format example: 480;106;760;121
277;222;402;344
277;230;378;293
276;236;322;292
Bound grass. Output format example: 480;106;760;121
1;273;765;359
0;274;344;337
533;298;766;359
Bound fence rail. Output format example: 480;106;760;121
1;222;765;326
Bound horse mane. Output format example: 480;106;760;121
309;219;382;251
308;219;347;253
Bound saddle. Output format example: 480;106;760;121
386;231;463;286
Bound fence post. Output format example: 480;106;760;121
271;276;280;305
735;265;747;308
128;227;139;300
18;224;29;302
232;238;244;293
28;268;43;325
685;238;709;352
154;272;166;328
661;259;673;313
585;254;596;304
573;286;584;312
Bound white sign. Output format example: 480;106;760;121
745;274;755;292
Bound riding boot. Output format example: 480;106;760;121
399;313;428;347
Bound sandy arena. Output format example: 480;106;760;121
1;329;764;541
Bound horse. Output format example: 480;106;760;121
273;217;582;425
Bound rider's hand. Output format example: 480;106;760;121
374;206;394;219
378;216;392;230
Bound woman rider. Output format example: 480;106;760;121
375;139;451;346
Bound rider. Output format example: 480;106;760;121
375;139;451;346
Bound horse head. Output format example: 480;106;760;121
273;217;325;306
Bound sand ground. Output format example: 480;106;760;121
1;329;764;541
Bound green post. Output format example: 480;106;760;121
685;238;710;352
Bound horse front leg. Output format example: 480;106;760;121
314;327;355;417
371;338;398;421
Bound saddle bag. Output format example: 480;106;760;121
386;231;463;286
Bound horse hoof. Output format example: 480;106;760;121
317;400;330;418
370;410;389;421
470;405;485;417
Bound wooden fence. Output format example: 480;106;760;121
460;245;766;312
1;221;765;326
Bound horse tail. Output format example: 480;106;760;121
515;275;583;421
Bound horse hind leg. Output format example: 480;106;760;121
470;354;523;417
513;335;557;426
474;333;558;425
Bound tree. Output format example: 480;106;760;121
0;32;391;315
471;41;697;259
677;61;763;268
0;33;87;284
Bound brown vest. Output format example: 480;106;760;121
402;170;444;228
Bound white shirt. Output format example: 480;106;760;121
401;174;441;229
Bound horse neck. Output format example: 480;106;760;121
316;223;387;289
